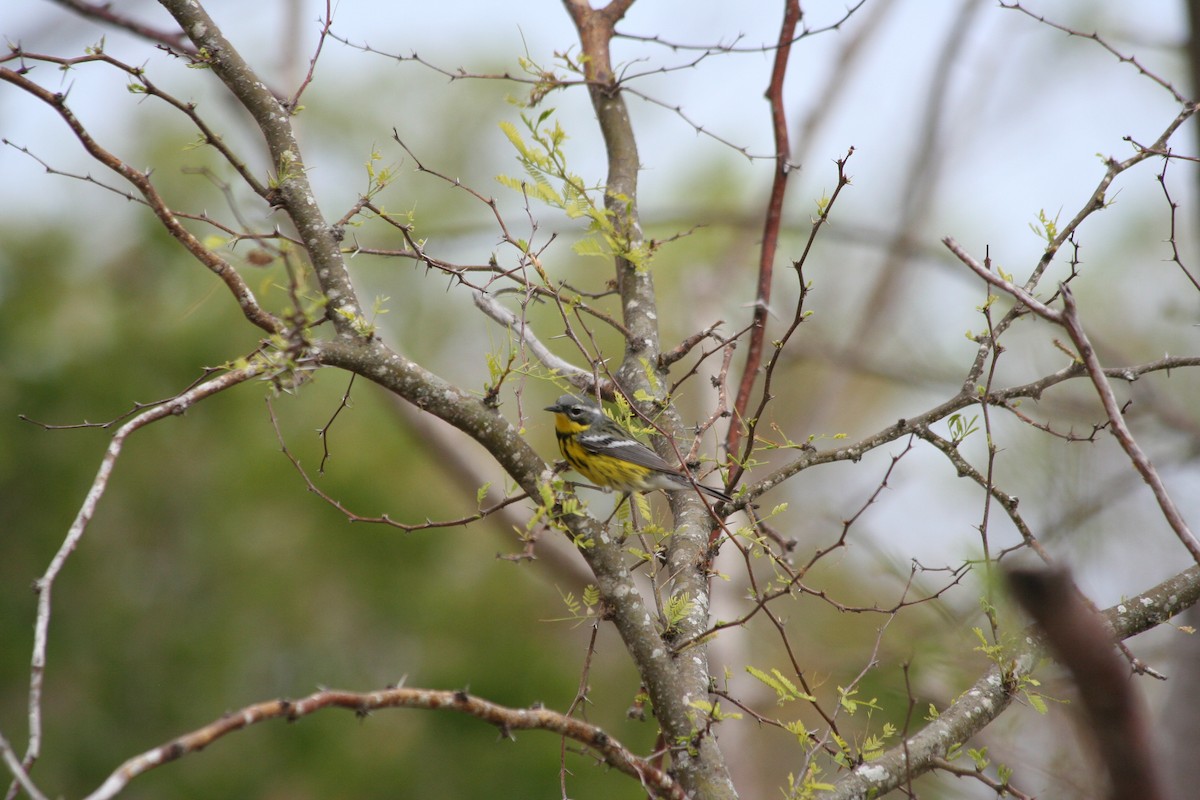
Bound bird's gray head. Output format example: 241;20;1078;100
544;394;603;423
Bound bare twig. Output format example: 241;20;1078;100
944;237;1200;564
9;364;266;797
0;65;282;335
46;0;194;52
1057;286;1200;563
317;373;356;475
931;756;1033;799
615;1;864;53
268;396;531;532
81;686;683;800
1001;2;1189;103
746;348;1200;505
913;424;1053;565
285;0;334;111
1155;155;1200;293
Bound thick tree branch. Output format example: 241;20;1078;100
561;3;736;797
315;286;716;798
819;565;1200;799
157;0;363;338
48;0;195;52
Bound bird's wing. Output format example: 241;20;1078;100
576;430;683;476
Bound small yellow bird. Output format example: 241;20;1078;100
544;394;732;503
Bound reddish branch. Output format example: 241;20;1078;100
82;687;683;800
47;0;195;53
730;150;853;487
0;66;282;336
727;0;802;464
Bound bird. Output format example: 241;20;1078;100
544;394;732;503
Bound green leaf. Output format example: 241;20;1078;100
745;665;815;704
498;120;528;157
571;237;608;257
633;492;652;520
557;586;581;616
495;174;528;193
664;592;692;631
783;719;809;742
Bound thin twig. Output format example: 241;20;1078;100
285;0;334;111
267;397;530;532
1001;1;1188;103
46;0;194;52
931;757;1034;799
81;686;683;800
0;65;282;334
0;729;48;800
727;0;801;463
1058;285;1200;563
615;1;865;53
1155;155;1200;292
730;149;854;486
944;237;1200;564
9;365;265;798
